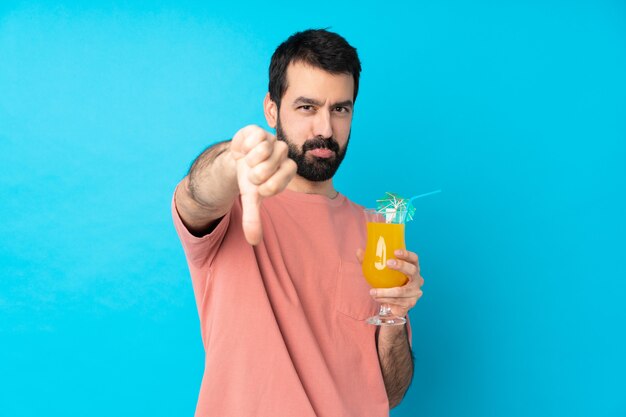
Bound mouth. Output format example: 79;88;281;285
307;148;335;158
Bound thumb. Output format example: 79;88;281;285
241;191;263;245
355;248;365;263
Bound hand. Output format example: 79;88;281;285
230;125;297;245
356;248;424;318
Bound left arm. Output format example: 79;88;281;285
377;324;414;408
359;249;424;408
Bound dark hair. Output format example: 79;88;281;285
268;29;362;108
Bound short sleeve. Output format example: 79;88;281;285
171;190;232;269
171;189;234;312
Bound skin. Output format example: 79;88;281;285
175;61;424;408
264;61;354;197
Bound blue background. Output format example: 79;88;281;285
1;1;625;416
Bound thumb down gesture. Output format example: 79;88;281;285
230;125;297;245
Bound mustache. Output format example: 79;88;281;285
302;137;340;154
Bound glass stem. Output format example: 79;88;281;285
379;304;392;317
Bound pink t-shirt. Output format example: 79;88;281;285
172;188;393;417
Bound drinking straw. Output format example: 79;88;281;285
409;189;442;203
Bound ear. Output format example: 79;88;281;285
264;92;278;128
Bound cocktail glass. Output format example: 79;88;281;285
362;208;408;326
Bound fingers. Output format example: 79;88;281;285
368;248;425;314
232;125;293;246
234;127;293;197
244;139;275;168
370;284;423;309
386;249;423;288
382;263;424;289
393;249;419;271
385;258;418;279
231;125;276;160
247;140;289;185
257;158;297;197
370;284;421;299
373;290;423;303
373;291;423;310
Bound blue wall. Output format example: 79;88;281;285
1;1;624;416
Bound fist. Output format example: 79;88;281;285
230;125;297;245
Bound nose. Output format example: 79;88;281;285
312;109;333;139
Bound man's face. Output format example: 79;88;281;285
271;61;354;182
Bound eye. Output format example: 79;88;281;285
298;105;314;111
334;106;350;114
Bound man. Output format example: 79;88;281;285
173;29;424;416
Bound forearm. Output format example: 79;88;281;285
176;141;239;235
377;325;414;408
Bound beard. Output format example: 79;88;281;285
275;118;350;182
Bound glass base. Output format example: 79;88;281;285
366;315;406;326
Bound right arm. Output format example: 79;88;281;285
175;140;238;237
174;125;296;243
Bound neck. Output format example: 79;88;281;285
287;176;338;199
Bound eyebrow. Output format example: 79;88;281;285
293;96;354;109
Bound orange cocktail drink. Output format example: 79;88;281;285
362;222;407;288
